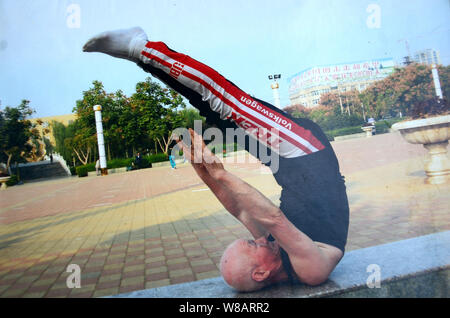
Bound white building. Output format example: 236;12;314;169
413;49;441;66
288;58;395;108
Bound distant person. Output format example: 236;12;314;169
169;150;177;170
83;27;349;291
367;118;376;135
50;153;53;164
95;159;100;176
135;152;142;169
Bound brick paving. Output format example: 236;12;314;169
0;132;448;298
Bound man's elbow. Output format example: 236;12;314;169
300;270;329;286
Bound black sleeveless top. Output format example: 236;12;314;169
268;234;296;283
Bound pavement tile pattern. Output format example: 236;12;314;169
0;132;448;297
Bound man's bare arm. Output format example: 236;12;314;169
176;130;267;238
177;129;342;285
213;168;343;285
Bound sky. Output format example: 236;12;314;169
0;0;449;118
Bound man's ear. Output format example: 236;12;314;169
251;268;271;282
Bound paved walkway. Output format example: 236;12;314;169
0;132;448;297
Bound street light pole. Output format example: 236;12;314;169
93;105;108;176
361;102;366;122
431;64;443;99
268;74;281;108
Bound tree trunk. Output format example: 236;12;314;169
72;147;89;165
5;152;12;174
156;138;165;154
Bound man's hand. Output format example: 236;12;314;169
175;128;224;178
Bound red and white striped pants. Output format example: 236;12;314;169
138;41;326;159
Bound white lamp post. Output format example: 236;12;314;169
431;64;443;99
268;74;281;108
93;105;108;176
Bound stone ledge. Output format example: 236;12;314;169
109;231;449;298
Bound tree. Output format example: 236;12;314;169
130;77;186;154
52;120;77;165
73;81;112;162
63;122;96;166
360;63;450;119
437;65;450;99
0;100;40;172
283;104;311;118
179;107;206;129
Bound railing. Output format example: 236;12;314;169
47;153;72;176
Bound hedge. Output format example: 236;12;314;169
325;126;364;141
76;166;88;177
5;174;19;186
324;118;405;141
72;153;170;175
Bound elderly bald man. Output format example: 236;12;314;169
83;27;349;291
176;128;344;291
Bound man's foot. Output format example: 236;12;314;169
82;27;148;63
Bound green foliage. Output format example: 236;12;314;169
5;174;19;186
179;107;205;129
360;63;450;119
130;77;186;154
325;126;364;141
408;97;449;119
74;153;170;174
0;100;38;171
42;136;54;155
289;104;365;132
64;78;187;167
107;158;134;169
147;153;169;164
374;118;405;133
286;64;450;134
52;120;77;164
76;166;88;177
324;117;407;140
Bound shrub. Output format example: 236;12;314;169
108;158;134;169
374;117;405;134
146;153;168;164
5;174;19;186
69;166;76;176
76;166;88;177
82;163;96;172
325;126;364;141
408;97;449;119
73;154;171;174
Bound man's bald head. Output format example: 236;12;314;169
219;238;282;292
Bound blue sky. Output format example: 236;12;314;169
0;0;449;118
